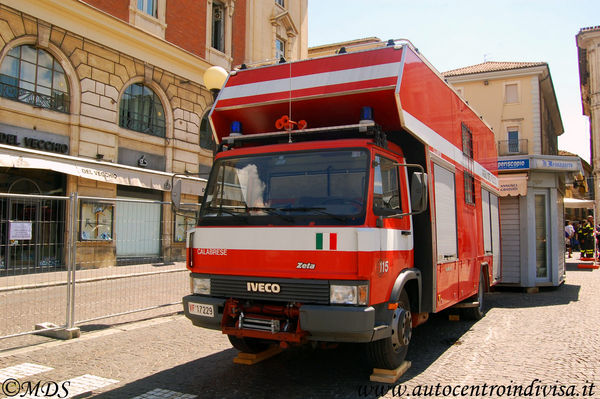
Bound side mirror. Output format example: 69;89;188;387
381;164;428;220
410;172;428;213
171;178;182;210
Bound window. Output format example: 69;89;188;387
373;155;401;214
464;172;475;205
508;129;519;153
130;0;165;37
505;83;519;104
276;38;285;61
461;123;473;158
119;83;166;137
275;0;284;7
199;111;216;151
200;150;369;226
137;0;157;17
0;45;69;113
174;213;195;242
212;1;225;52
80;201;114;241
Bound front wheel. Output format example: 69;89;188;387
227;335;270;354
366;289;412;370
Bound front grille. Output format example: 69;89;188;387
210;276;330;304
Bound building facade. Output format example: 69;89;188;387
445;62;579;287
243;0;307;66
560;150;592;222
307;37;381;58
577;26;600;215
0;0;307;274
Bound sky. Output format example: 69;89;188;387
307;0;599;164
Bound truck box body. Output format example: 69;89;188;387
182;42;500;368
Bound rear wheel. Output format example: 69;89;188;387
366;289;412;369
227;335;270;354
463;271;486;320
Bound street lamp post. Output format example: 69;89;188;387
203;65;228;101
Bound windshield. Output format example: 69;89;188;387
199;149;369;226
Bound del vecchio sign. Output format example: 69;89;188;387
0;131;69;154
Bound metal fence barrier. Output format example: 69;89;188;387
0;193;196;342
0;193;72;339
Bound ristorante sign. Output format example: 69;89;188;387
0;131;69;154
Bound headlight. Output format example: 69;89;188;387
330;284;368;305
191;277;210;295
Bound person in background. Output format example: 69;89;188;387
565;220;575;258
579;216;595;259
572;221;581;253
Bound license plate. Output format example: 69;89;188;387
188;303;214;317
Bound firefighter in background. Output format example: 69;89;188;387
578;215;595;259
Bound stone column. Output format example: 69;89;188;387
579;31;600;214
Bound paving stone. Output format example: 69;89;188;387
0;258;597;398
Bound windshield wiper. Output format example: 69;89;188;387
204;206;248;219
246;206;294;222
277;207;349;222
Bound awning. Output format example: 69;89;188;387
564;197;595;209
498;173;527;197
0;144;206;196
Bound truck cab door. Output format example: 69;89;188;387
371;152;413;303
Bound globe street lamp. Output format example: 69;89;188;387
203;65;228;101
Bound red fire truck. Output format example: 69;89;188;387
179;40;500;369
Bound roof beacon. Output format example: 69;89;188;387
359;106;373;132
230;121;242;137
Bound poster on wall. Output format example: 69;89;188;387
80;202;114;241
9;221;32;240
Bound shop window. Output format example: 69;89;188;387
80;201;114;241
212;1;225;52
199;111;216;151
174;213;195;242
0;44;69;113
119;83;166;138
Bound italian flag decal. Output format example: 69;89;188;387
316;233;337;250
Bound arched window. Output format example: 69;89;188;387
0;44;69;113
199;111;215;151
119;83;166;138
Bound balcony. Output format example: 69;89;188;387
497;139;528;156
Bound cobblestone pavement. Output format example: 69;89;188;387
0;262;188;341
0;260;598;398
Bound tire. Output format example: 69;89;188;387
227;335;270;354
462;271;486;320
366;289;412;370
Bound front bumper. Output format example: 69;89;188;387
183;294;389;343
183;295;224;330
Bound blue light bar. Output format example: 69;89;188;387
230;121;242;136
360;106;373;122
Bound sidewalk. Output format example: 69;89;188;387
565;251;583;264
0;261;187;293
564;250;599;269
